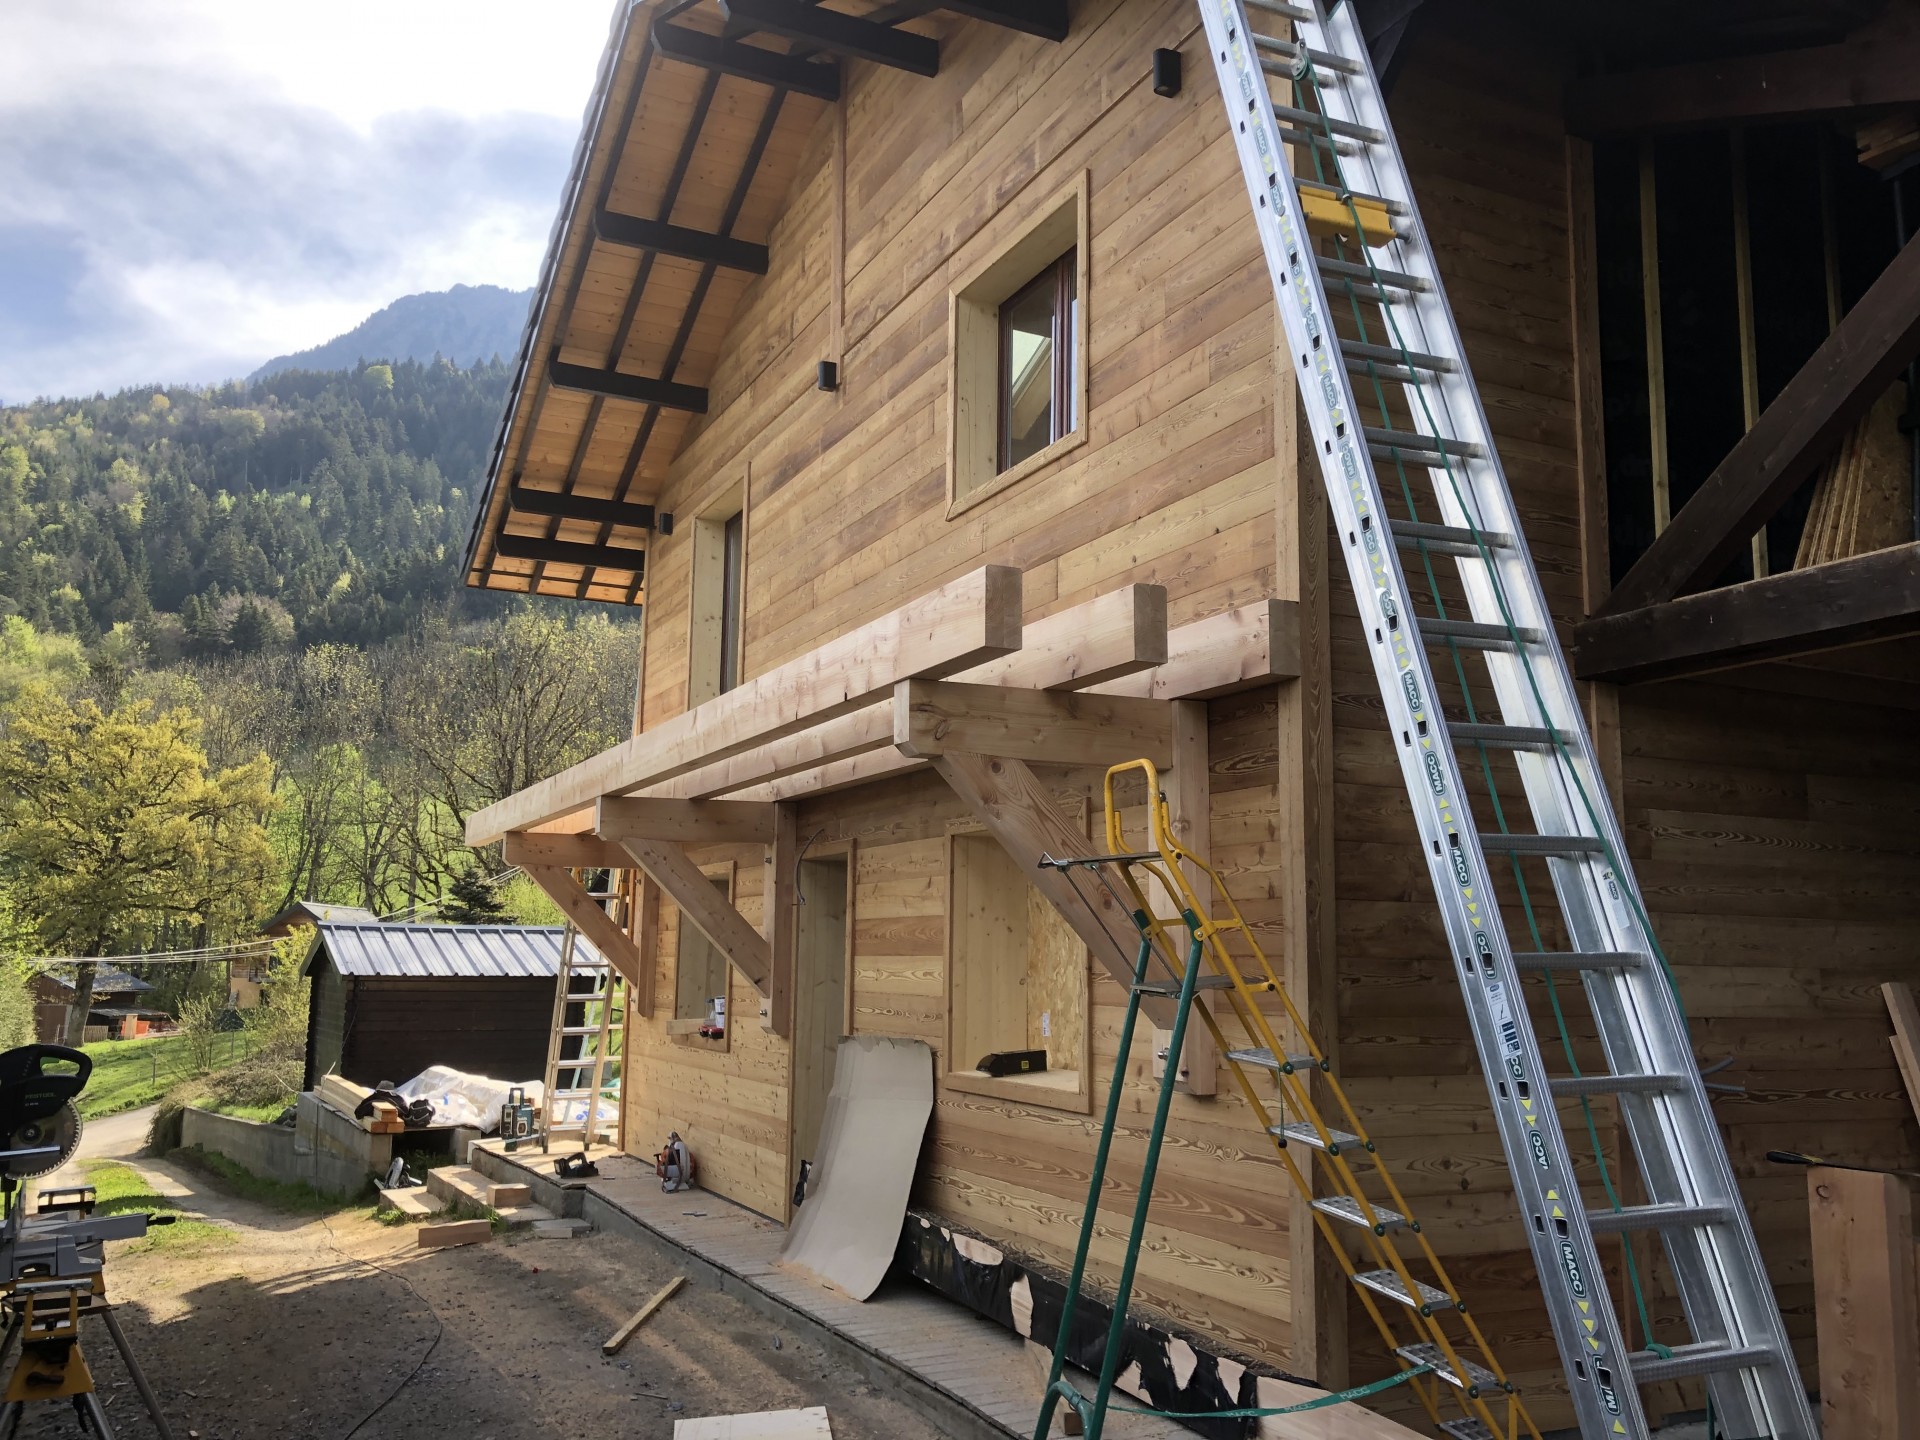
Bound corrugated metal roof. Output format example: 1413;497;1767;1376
305;923;598;980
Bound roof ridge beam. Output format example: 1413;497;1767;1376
720;0;939;76
593;209;770;274
548;354;709;414
653;18;842;101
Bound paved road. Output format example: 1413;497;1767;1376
32;1103;155;1197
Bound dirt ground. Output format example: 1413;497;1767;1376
27;1148;947;1440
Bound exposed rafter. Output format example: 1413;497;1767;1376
653;18;842;101
592;208;770;274
938;1;1069;42
493;532;646;574
509;482;656;532
720;0;938;76
547;355;710;413
1600;230;1920;614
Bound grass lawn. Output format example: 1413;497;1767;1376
79;1032;253;1119
82;1160;232;1254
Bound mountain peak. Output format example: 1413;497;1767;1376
250;284;533;382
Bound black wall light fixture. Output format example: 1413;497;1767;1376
817;359;840;392
1152;48;1181;98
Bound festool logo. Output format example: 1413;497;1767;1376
1558;1241;1588;1299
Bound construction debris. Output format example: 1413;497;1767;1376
417;1218;492;1249
602;1275;686;1355
672;1408;831;1440
532;1218;590;1239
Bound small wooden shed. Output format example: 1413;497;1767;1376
300;922;580;1089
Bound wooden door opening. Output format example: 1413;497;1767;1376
790;852;850;1206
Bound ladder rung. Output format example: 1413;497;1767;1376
558;1026;609;1037
1548;1073;1686;1099
1226;1047;1323;1073
1417;617;1542;650
1341;338;1456;373
1478;832;1606;857
1246;0;1317;23
1253;40;1363;78
1395;1342;1500;1393
1586;1202;1732;1236
1271;101;1383;145
1438;1421;1495;1440
1389;519;1511;555
1317;255;1430;293
1354;1269;1453;1313
1365;426;1486;461
1449;722;1559;751
1133;974;1237;998
1272;1120;1362;1153
1274;123;1355;157
1625;1342;1775;1385
1512;949;1644;972
1312;1194;1407;1234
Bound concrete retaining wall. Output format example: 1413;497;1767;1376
180;1093;392;1198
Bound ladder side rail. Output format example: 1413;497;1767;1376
1301;5;1809;1430
1200;6;1649;1434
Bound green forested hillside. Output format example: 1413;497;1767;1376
0;358;641;988
0;359;508;652
250;284;532;383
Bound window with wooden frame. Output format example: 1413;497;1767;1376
947;176;1089;515
944;832;1090;1112
688;487;746;706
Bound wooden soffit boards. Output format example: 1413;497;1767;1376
462;0;834;604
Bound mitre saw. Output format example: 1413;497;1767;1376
0;1044;176;1440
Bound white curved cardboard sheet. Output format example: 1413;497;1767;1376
778;1035;933;1300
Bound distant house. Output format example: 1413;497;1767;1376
244;901;382;1008
300;922;580;1089
30;968;159;1043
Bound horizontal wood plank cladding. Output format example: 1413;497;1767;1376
337;977;555;1088
640;4;1280;739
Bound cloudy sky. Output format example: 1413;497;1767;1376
0;1;615;404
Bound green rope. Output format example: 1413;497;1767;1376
1284;45;1691;1366
1092;1362;1434;1420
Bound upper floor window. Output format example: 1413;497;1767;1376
999;250;1078;472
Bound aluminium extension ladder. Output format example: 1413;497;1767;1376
1036;761;1540;1440
540;883;627;1153
1188;2;1814;1436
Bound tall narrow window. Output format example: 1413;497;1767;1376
718;510;744;693
998;250;1077;472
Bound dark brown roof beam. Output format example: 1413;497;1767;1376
652;18;841;100
718;0;938;76
547;355;710;413
1565;6;1920;135
509;482;657;532
493;532;647;575
937;1;1069;43
593;209;770;274
1571;541;1920;685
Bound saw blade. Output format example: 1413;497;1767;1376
5;1099;81;1179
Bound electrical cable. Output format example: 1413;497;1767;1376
319;1212;446;1440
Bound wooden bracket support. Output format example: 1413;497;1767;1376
618;837;773;1001
519;864;644;990
933;750;1174;1031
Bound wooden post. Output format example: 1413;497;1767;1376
1809;1165;1920;1438
1640;138;1671;534
765;801;797;1036
1731;128;1767;578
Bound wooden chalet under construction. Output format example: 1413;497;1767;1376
464;0;1920;1433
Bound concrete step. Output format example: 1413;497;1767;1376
425;1166;549;1225
494;1202;557;1231
425;1165;490;1210
380;1184;446;1220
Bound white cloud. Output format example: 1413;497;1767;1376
0;0;615;401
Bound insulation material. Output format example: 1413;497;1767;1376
673;1408;831;1439
1795;385;1913;568
779;1036;932;1300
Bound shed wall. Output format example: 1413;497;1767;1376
336;977;556;1087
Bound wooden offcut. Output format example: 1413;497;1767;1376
603;1275;686;1354
1808;1166;1920;1438
418;1218;492;1249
